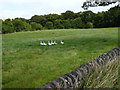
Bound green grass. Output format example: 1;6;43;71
2;28;118;88
84;59;120;88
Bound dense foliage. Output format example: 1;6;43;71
82;0;119;10
2;5;120;34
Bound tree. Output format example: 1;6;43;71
93;12;104;28
61;10;75;20
30;22;43;30
13;19;24;32
82;0;119;10
13;18;32;32
62;20;71;29
24;22;32;31
2;4;120;34
85;22;93;28
80;11;95;23
2;19;14;34
93;5;120;28
15;17;28;23
71;17;85;29
74;12;83;18
45;21;53;29
54;20;64;29
108;5;120;27
0;19;2;33
44;14;60;22
31;15;47;26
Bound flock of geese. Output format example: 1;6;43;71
40;40;64;46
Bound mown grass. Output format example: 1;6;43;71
2;28;118;88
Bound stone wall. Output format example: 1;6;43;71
40;47;120;89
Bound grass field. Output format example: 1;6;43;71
2;28;118;88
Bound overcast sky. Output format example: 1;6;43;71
0;0;118;19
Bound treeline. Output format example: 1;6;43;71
2;5;120;34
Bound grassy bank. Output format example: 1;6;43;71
2;28;118;88
84;59;119;88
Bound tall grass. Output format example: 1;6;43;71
84;58;120;88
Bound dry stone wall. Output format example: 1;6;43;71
40;47;120;89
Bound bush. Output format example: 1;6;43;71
71;17;85;29
2;19;14;34
85;22;93;28
24;23;32;31
54;20;64;29
13;19;32;32
45;21;53;29
62;20;71;29
30;22;43;30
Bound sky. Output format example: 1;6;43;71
0;0;118;19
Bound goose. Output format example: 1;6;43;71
48;41;52;46
40;41;44;46
60;40;64;45
43;41;47;46
53;41;57;45
51;40;54;45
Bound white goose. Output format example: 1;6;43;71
43;41;47;46
48;41;52;46
51;40;54;45
40;41;44;46
60;40;64;45
53;41;57;45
